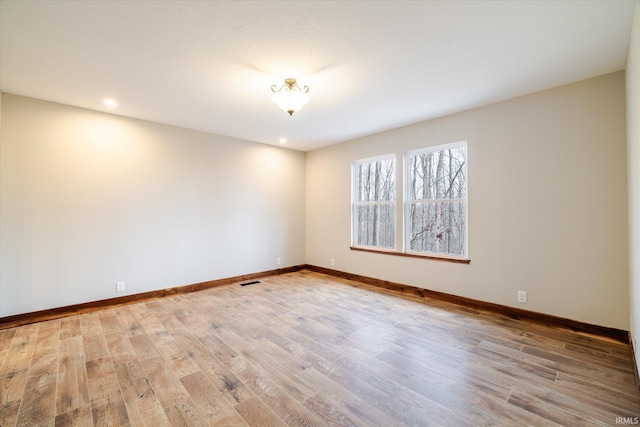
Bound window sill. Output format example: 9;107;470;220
349;246;471;264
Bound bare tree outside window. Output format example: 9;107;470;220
352;155;396;249
406;143;467;256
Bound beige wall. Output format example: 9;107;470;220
306;72;629;330
0;70;632;332
628;2;640;359
0;94;306;316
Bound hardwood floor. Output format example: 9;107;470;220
1;270;639;426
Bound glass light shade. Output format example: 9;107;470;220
271;84;310;116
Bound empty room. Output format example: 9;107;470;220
1;0;640;426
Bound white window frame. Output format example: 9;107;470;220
403;141;468;260
351;154;397;250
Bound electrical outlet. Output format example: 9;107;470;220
276;257;281;266
116;281;125;292
517;290;527;304
330;258;335;267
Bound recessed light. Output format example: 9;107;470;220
279;138;287;144
103;99;118;108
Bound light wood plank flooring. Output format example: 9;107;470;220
1;270;639;426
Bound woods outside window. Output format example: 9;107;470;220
352;142;468;262
405;142;467;258
352;155;396;250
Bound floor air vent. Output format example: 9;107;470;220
240;281;260;287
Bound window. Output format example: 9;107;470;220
351;142;468;262
352;155;396;249
405;142;467;258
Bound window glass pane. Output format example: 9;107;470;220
408;147;466;200
355;204;395;249
408;201;465;255
356;158;395;202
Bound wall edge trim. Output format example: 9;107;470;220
304;264;630;343
1;263;630;345
0;265;305;330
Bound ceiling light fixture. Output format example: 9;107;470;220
103;98;118;108
270;78;310;116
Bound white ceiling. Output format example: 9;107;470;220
0;1;635;151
